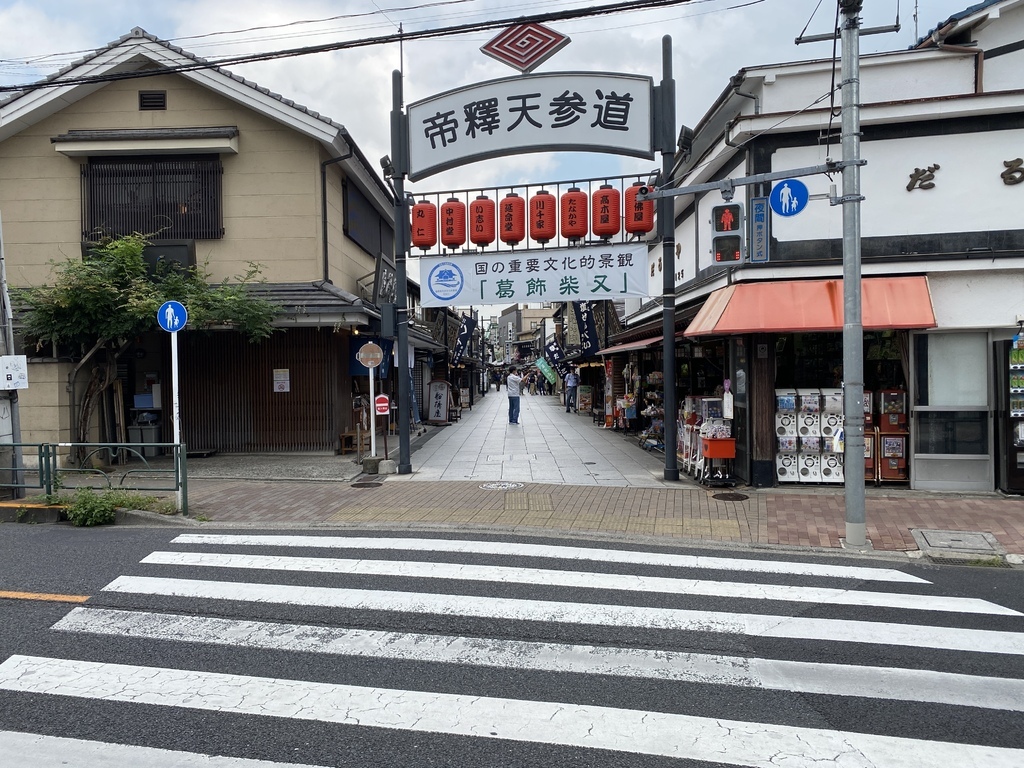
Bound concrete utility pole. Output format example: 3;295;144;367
839;0;867;546
658;36;679;482
391;69;412;474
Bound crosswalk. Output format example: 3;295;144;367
2;533;1024;767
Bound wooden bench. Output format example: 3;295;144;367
339;430;372;455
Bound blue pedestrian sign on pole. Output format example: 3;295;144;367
157;300;188;333
769;178;809;217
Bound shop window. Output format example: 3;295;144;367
913;333;989;456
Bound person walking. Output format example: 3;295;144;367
564;367;579;413
506;367;523;424
528;371;538;396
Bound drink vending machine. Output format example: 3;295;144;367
997;338;1024;493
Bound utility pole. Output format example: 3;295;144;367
391;69;412;474
658;35;679;482
839;0;867;547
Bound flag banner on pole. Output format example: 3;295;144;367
545;338;569;378
419;243;649;307
451;315;477;366
571;300;600;357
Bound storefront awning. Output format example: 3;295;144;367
684;277;936;337
599;334;663;355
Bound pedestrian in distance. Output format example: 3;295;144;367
564;367;579;413
506;366;523;424
529;371;538;396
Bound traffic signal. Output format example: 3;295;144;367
711;203;743;263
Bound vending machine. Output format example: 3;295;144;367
820;388;843;438
996;339;1024;493
775;389;799;483
879;432;908;482
878;390;907;433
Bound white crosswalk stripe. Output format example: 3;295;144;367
2;534;1023;767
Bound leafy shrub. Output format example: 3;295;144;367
64;488;158;526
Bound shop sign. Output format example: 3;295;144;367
421;243;648;307
407;72;653;181
749;197;770;263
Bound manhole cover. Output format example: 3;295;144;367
916;529;999;553
713;493;749;501
480;482;524;490
351;482;383;488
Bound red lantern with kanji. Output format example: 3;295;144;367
469;195;496;247
440;197;466;248
591;184;621;240
624;181;655;235
529;189;557;244
499;192;526;246
560;187;588;242
410;200;437;250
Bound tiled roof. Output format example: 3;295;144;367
914;0;1004;47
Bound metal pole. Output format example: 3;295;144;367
840;0;866;546
171;329;183;511
659;36;679;481
392;70;412;474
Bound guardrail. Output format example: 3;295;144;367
0;442;188;516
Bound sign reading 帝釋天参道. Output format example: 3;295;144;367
407;72;653;181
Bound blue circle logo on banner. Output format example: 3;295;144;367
157;300;188;332
769;179;809;217
427;261;464;302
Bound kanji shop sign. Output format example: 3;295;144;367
407;72;654;181
419;242;648;307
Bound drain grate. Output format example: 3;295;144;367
928;555;1010;568
713;492;749;501
351;482;383;488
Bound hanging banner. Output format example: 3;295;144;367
420;243;648;307
535;357;558;384
408;72;654;181
545;338;569;378
450;315;477;365
571;300;599;357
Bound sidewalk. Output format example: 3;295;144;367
174;388;1024;558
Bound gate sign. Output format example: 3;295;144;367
769;178;809;217
157;301;187;332
407;72;653;181
374;394;390;415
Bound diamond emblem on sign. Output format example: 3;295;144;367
481;23;571;74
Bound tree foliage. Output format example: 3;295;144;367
14;233;280;449
16;233;279;349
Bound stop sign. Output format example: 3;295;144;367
374;394;390;415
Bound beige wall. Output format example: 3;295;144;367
18;361;72;467
0;72;377;289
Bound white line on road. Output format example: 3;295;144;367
55;606;1024;713
141;550;1017;616
0;729;330;768
101;576;1024;656
170;534;929;583
1;656;1021;768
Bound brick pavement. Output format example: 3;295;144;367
183;476;1024;555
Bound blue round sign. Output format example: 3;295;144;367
157;300;188;333
769;178;809;217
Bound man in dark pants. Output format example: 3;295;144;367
564;368;579;413
506;367;523;424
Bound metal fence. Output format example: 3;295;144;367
0;442;188;516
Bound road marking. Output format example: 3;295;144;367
1;656;1021;768
170;534;929;583
0;590;89;603
141;550;1016;616
102;576;1024;656
56;606;1024;713
0;729;330;768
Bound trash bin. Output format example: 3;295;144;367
128;425;161;458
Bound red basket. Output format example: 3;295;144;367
701;438;735;459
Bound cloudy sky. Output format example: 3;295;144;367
0;0;976;194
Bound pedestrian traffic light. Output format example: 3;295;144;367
711;203;743;263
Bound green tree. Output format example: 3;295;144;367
15;233;279;448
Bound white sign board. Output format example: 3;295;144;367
407;72;653;181
420;243;649;307
0;355;28;390
273;368;290;393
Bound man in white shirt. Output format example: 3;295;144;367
506;367;523;424
564;368;579;413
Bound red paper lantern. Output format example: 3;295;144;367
624;182;655;235
440;197;466;248
499;193;526;246
529;189;557;244
560;187;588;242
469;195;496;247
410;200;437;250
591;184;621;239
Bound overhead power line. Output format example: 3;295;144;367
0;0;709;94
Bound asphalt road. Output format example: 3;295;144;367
1;523;1022;767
